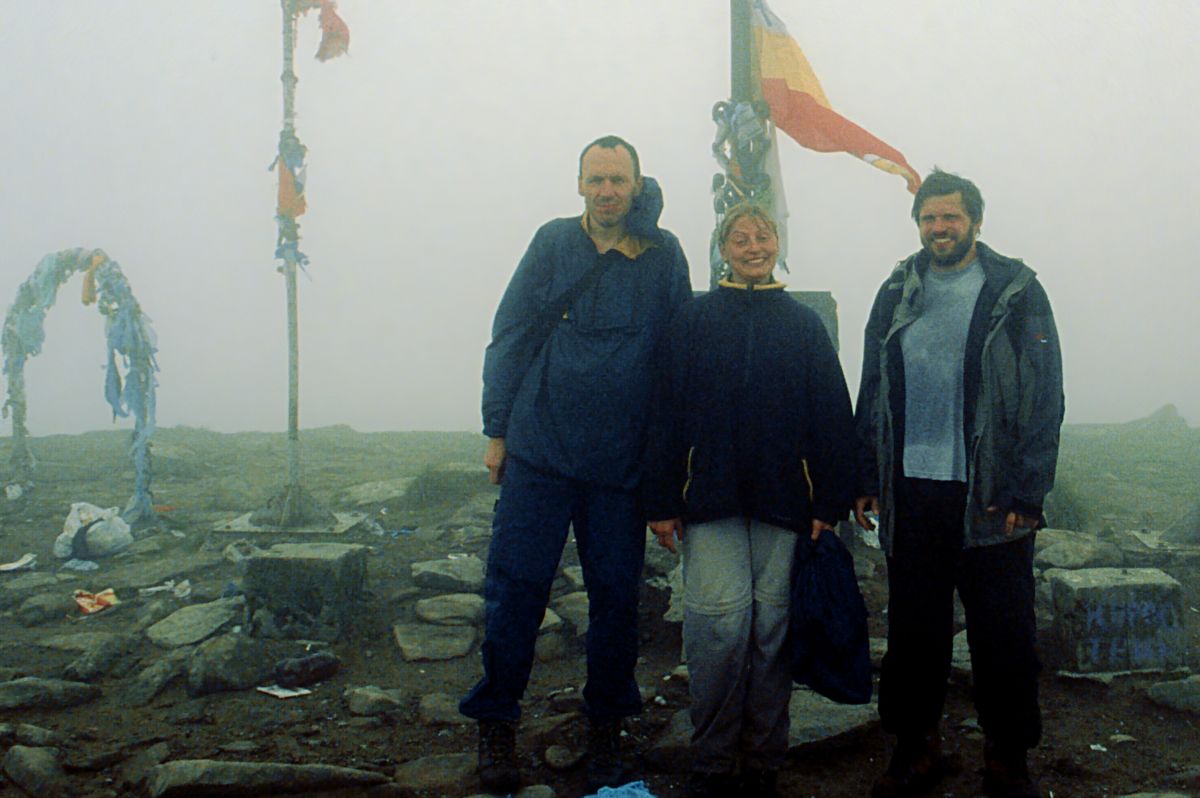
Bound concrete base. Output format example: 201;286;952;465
243;543;369;640
1048;567;1187;672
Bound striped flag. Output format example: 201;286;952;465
752;0;920;193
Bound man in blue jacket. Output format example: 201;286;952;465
460;135;692;795
855;169;1063;798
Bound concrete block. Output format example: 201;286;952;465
1049;567;1186;672
243;543;369;640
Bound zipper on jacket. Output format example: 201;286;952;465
800;458;814;502
682;446;696;502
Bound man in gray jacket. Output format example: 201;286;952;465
854;169;1063;798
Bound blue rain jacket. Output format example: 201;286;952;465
482;177;691;491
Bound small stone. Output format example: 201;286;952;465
544;744;583;771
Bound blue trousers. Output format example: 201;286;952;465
459;456;646;723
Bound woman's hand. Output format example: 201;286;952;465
649;518;684;554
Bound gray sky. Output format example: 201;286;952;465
3;1;1198;436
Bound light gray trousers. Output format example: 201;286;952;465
681;517;796;774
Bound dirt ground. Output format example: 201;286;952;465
0;426;1198;798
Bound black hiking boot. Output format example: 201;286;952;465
585;718;625;793
686;770;739;798
982;739;1043;798
477;719;521;795
741;767;780;798
871;727;955;798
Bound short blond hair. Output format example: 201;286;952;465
718;204;778;247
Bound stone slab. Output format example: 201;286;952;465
1049;567;1187;672
242;543;369;640
212;511;365;535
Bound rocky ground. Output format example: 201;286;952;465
0;424;1199;798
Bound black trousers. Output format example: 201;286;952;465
878;477;1042;750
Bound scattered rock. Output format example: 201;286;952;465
787;688;879;747
1146;675;1200;714
120;741;171;789
345;685;405;716
1035;539;1125;570
0;677;101;710
16;592;76;627
1;745;68;795
145;596;245;649
63;632;137;682
544;744;584;771
125;650;190;707
411;556;485;592
418;692;465;725
415;593;485;625
552;592;590;637
392;623;477;661
143;759;388;797
186;633;274;696
392;752;475;794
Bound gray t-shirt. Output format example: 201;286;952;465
900;259;984;482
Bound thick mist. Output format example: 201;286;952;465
2;1;1197;435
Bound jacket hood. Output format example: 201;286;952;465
625;175;665;241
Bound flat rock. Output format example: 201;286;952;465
1;745;68;795
951;629;972;680
0;724;62;747
544;743;583;771
186;634;274;696
16;592;77;626
442;491;499;528
869;637;887;670
561;565;586;591
392;752;475;794
419;692;466;725
465;788;556;798
1146;675;1200;714
415;593;485;625
143;760;388;797
1036;539;1125;570
146;596;245;648
552;591;590;637
787;688;879;747
126;650;190;706
63;632;135;682
37;631;116;653
393;623;477;661
411;556;485;592
345;685;405;715
341;478;414;506
0;677;101;710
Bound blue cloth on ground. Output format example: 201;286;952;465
584;780;658;798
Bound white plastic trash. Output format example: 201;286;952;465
53;502;133;559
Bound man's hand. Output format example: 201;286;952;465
986;506;1039;536
649;518;684;554
811;518;835;542
484;437;507;485
854;495;880;531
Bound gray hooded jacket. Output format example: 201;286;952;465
854;242;1064;554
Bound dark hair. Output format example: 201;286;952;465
579;135;641;180
911;168;984;224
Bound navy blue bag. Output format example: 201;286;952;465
788;530;872;704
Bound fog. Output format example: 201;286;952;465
3;1;1198;437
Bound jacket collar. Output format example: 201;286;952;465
717;278;787;291
580;214;655;259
